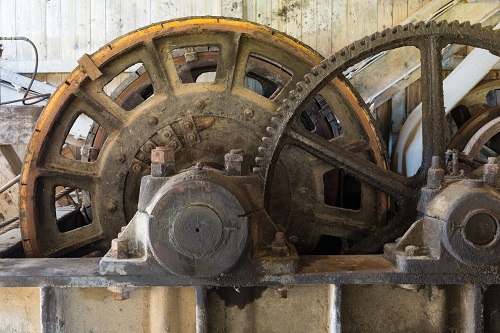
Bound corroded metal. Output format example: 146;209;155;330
21;17;384;257
257;20;500;254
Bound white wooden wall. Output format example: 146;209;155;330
0;0;434;74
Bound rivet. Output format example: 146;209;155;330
148;116;158;126
116;154;126;163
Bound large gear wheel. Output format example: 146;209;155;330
257;21;500;254
20;18;385;257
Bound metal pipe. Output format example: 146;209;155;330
0;174;20;195
195;286;208;333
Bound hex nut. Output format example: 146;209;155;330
243;108;254;119
162;131;172;139
187;133;196;142
111;238;129;259
167;140;178;149
132;163;142;173
182;121;193;130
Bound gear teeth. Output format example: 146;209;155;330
311;67;319;76
303;74;311;83
471;23;482;30
266;126;276;134
262;137;272;144
258;146;268;154
252;167;261;174
328;54;336;62
255;156;264;165
296;82;304;92
289;90;296;100
271;116;281;125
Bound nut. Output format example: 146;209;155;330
243;108;254;119
187;133;196;142
148;116;158;126
143;144;154;154
116;154;126;163
195;100;205;109
167;140;178;149
111;238;129;259
132;163;142;173
162;131;172;139
182;121;193;130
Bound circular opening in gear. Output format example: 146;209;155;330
463;212;497;246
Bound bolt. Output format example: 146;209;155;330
111;238;129;259
298;187;308;195
243;108;254;119
404;245;419;256
167;140;178;149
273;231;286;247
187;133;196;142
427;156;445;189
195;100;205;109
151;146;175;177
484;157;498;186
132;163;142;173
289;235;299;244
274;287;288;298
224;149;245;176
108;286;130;301
106;202;117;212
195;162;204;170
116;154;126;163
182;121;193;130
162;131;172;139
143;144;154;154
148;116;158;126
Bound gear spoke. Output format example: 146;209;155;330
284;126;411;201
419;37;446;171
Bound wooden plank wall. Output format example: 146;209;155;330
0;0;432;76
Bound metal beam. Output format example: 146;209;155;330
0;68;56;95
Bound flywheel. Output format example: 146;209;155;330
21;18;386;257
256;21;500;254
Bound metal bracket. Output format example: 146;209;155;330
78;54;103;81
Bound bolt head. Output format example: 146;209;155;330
298;187;308;195
182;121;193;130
187;133;196;142
148;116;158;126
111;238;129;259
243;108;254;119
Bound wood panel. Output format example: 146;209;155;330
1;0;493;76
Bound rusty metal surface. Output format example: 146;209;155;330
257;21;500;254
20;17;385;258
